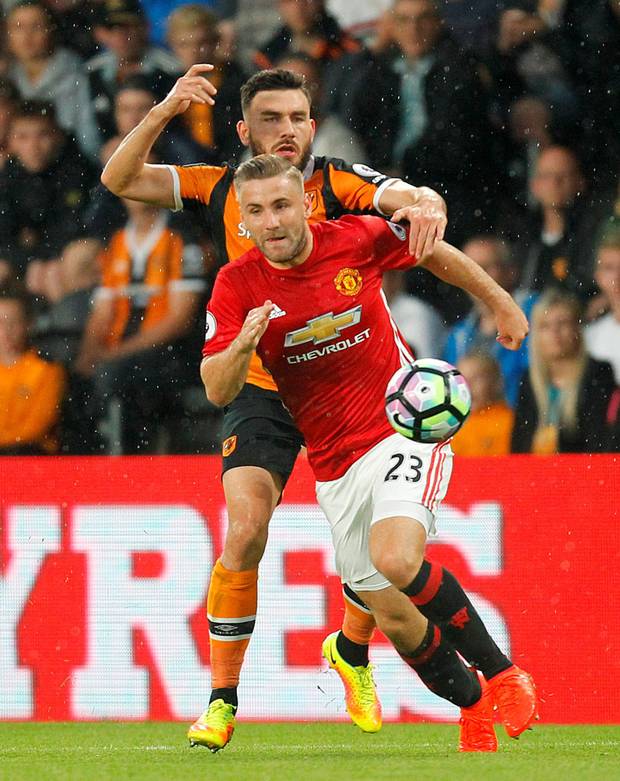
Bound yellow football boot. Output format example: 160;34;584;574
322;631;382;733
188;699;236;752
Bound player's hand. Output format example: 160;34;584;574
235;301;274;353
157;64;217;118
391;202;447;260
495;300;529;351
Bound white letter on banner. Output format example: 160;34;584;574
72;505;212;719
373;501;510;722
0;506;61;718
235;504;341;719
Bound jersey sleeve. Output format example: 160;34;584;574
352;214;418;271
164;164;228;212
326;158;398;216
201;270;246;358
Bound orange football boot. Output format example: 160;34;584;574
458;674;498;752
488;665;539;738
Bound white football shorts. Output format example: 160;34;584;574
315;433;453;592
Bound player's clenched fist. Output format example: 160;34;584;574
495;301;529;351
235;301;274;353
158;63;217;118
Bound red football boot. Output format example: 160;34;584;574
458;674;498;752
488;665;539;738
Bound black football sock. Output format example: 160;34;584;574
336;631;370;667
398;622;481;707
210;687;238;709
403;559;511;680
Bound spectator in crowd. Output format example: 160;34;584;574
512;145;605;297
444;235;536;406
585;228;620;383
503;95;553;208
339;0;497;244
0;284;65;454
74;197;205;453
167;5;245;163
254;0;361;71
0;78;19;173
87;0;178;141
0;100;97;301
381;268;446;358
47;0;102;60
486;3;577;124
141;0;217;47
6;0;101;158
451;350;515;456
326;0;391;44
33;237;100;367
275;52;366;162
216;0;281;73
554;0;620;189
511;287;619;453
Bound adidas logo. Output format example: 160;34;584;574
269;304;287;319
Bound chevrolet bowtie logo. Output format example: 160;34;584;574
284;306;362;346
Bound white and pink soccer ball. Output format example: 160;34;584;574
385;359;471;443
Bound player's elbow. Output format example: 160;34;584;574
100;164;129;197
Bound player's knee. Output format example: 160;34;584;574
223;514;270;566
372;548;425;591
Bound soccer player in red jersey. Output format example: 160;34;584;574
201;155;539;752
102;65;449;748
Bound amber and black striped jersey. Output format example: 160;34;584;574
94;212;206;347
164;156;398;390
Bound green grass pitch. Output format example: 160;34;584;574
1;723;619;781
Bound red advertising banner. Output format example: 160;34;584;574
1;455;618;723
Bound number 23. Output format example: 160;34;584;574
384;453;423;483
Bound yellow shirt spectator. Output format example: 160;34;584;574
0;348;65;453
451;402;514;457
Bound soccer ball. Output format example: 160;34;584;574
385;359;471;443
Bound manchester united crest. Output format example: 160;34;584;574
334;267;363;296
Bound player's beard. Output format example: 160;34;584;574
248;131;312;172
259;227;309;265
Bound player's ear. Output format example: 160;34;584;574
237;119;250;147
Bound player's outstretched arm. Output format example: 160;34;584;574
380;181;447;260
101;64;217;208
201;301;274;407
419;241;529;351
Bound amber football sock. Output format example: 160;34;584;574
207;559;258;694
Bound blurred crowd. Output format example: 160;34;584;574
0;0;618;456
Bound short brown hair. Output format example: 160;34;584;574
240;69;312;114
167;4;218;40
234;154;304;193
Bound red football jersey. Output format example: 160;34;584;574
203;215;418;480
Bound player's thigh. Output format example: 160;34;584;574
221;386;304;491
316;452;385;590
371;433;453;530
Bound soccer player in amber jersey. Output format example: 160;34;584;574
102;65;449;747
201;156;538;753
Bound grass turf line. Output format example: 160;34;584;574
0;723;619;781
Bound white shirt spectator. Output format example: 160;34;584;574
389;291;447;359
585;313;620;383
10;48;100;159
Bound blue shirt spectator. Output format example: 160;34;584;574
443;236;537;406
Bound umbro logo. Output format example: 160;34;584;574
269;304;287;319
